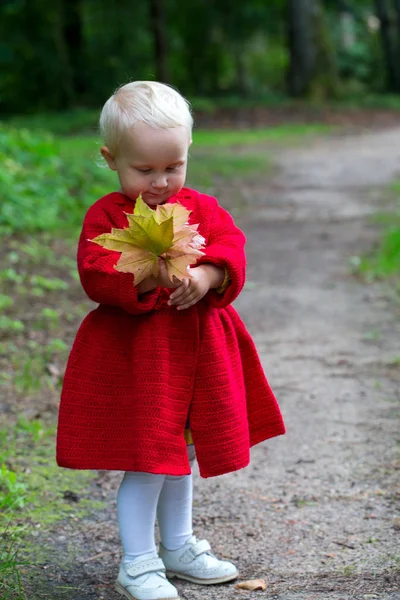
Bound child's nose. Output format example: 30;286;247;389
152;173;168;189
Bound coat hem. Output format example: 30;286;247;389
56;460;192;477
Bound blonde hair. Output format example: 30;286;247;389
99;81;193;154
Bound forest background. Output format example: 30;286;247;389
3;0;400;116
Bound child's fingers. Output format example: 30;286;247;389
176;293;200;310
169;278;189;302
175;290;196;306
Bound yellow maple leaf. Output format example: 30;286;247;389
90;194;205;286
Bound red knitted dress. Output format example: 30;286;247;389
56;188;285;478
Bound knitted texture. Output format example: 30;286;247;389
56;188;285;478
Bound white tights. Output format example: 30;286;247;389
117;451;194;563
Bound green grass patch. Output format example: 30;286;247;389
188;150;271;189
0;125;113;237
192;123;333;147
5;108;100;136
0;417;100;596
355;227;400;283
350;185;400;295
0;529;28;600
0;225;99;594
0;418;99;526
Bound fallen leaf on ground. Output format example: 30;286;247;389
235;579;267;591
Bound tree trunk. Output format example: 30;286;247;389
311;1;341;99
394;0;400;23
287;0;316;96
60;0;85;101
150;0;168;83
52;0;75;108
393;0;400;75
375;0;399;91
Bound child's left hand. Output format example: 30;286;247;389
168;264;225;310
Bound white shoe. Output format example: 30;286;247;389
115;555;179;600
159;535;238;585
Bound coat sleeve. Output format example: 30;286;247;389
196;203;246;308
77;203;162;315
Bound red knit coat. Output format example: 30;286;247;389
56;188;285;478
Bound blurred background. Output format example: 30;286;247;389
2;0;400;120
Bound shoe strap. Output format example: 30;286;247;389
181;539;211;563
126;557;165;578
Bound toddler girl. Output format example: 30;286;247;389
57;81;285;600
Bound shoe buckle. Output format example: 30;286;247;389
182;540;211;563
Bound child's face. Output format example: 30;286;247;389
101;122;191;206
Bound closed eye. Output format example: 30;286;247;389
166;164;183;172
136;168;152;174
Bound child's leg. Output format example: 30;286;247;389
156;473;193;550
117;471;165;563
156;445;195;550
157;446;238;585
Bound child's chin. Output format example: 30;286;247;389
142;194;168;206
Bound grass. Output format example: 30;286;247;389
0;530;29;600
0;418;99;528
0;224;98;595
350;183;400;295
0;417;99;597
193;123;333;146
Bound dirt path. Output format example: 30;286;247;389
27;129;400;599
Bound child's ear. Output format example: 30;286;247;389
100;146;117;170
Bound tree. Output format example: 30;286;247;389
286;0;339;99
374;0;399;91
392;0;400;85
61;0;85;100
149;0;169;83
287;0;316;96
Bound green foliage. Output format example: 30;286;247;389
7;109;99;136
1;0;400;111
0;465;28;510
351;189;400;294
357;227;400;282
0;316;24;334
0;295;13;310
0;125;112;235
29;276;68;292
331;8;378;86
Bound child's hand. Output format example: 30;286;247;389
168;264;225;310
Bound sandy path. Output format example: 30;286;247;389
188;129;400;600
